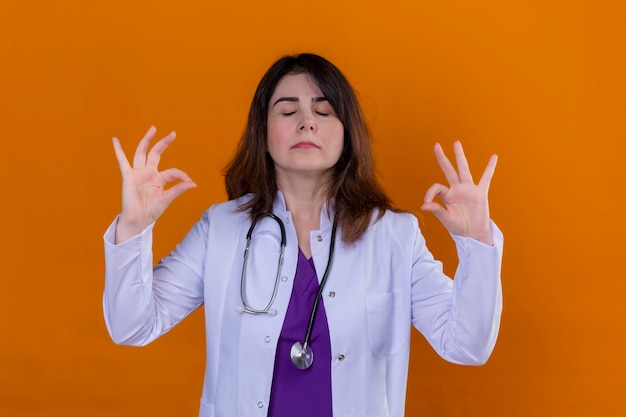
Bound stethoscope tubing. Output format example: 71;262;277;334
239;211;338;369
301;219;338;350
239;213;286;315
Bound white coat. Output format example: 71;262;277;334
103;192;503;417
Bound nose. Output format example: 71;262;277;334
298;113;317;132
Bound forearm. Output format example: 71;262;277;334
103;217;160;345
445;221;503;364
102;214;207;346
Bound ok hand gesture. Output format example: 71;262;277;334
421;141;497;245
112;126;197;243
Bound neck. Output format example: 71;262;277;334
277;173;330;224
277;173;331;258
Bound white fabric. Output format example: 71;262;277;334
103;192;503;417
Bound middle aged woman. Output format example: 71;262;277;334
104;53;503;417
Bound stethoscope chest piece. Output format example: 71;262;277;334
290;341;314;370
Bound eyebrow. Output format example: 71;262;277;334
272;96;328;107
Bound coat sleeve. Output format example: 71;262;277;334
410;220;503;365
102;211;208;346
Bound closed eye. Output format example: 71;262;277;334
316;111;329;116
282;111;296;116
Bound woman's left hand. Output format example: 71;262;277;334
421;141;498;245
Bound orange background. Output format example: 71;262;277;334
1;0;625;416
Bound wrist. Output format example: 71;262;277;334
115;215;151;244
469;227;494;246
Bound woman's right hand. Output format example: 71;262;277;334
112;126;197;244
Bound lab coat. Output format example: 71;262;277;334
103;192;503;417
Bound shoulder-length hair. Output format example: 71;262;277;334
224;53;395;245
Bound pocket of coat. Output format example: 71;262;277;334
199;398;215;417
365;291;406;358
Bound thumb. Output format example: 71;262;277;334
421;201;448;224
421;200;445;213
162;181;197;206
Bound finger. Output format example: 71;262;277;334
159;167;193;184
423;182;449;205
433;143;460;185
112;137;131;172
133;126;157;168
146;131;176;168
454;141;474;183
478;154;498;190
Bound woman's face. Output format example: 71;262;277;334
267;72;344;184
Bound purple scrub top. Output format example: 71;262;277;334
267;249;333;416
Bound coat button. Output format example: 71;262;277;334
257;401;264;408
329;291;336;298
338;354;345;361
281;276;288;283
316;235;323;242
264;336;271;343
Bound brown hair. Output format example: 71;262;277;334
224;53;395;244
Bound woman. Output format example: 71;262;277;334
104;53;503;417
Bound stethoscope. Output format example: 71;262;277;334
237;212;338;370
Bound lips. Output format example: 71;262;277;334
292;141;319;149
